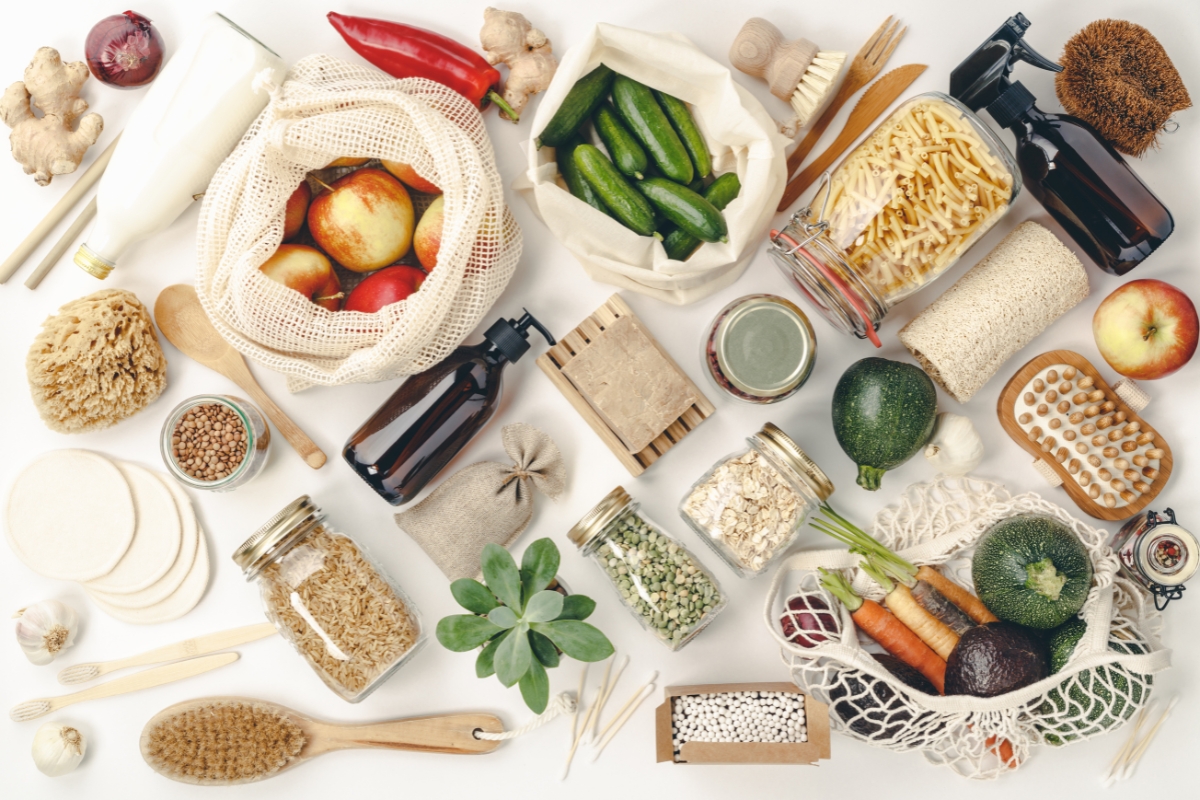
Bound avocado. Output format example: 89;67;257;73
829;671;935;742
945;622;1049;697
874;654;938;694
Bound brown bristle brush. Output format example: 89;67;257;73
1055;19;1191;157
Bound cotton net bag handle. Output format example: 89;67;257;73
195;55;520;390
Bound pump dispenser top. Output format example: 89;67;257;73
949;13;1173;276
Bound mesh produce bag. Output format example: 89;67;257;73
764;477;1171;779
196;55;520;390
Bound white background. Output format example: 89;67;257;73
2;1;1198;798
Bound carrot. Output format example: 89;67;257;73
820;569;946;694
861;557;960;660
916;565;999;625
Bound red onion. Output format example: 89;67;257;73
85;11;165;88
780;594;839;647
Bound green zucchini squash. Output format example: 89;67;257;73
831;357;937;490
655;90;712;179
611;76;694;184
637;178;726;243
574;144;658;237
536;65;615;149
557;138;609;216
663;173;741;260
594;102;647;179
971;515;1094;629
1038;634;1152;745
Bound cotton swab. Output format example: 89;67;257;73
590;680;657;762
595;670;658;744
587;655;629;743
569;663;589;745
1120;696;1178;780
562;655;613;780
1103;705;1149;785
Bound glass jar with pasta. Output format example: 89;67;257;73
769;93;1020;346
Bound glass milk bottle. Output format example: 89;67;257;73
75;14;285;279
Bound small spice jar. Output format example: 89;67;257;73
703;295;816;403
568;487;726;651
160;395;269;492
234;496;425;702
769;93;1019;346
680;424;833;577
1111;508;1197;610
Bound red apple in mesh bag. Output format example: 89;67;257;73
413;195;444;271
259;245;343;311
308;168;414;273
343;265;426;313
382;159;440;194
283;181;311;241
1093;279;1198;379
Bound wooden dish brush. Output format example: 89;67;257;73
730;18;846;137
1055;19;1191;157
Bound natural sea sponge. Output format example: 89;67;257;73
26;289;168;433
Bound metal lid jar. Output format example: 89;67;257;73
568;487;726;651
703;295;816;403
234;496;424;701
680;424;833;576
1111;508;1197;609
770;92;1020;346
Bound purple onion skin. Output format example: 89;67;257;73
780;595;839;647
85;11;165;88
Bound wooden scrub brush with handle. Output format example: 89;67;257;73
730;18;846;137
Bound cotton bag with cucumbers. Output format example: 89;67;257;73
514;23;788;305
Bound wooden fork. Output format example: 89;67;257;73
781;17;907;193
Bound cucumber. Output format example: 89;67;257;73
655;90;712;179
594;102;647;179
637;178;726;243
663;173;741;260
574;144;657;237
611;76;693;184
557;138;609;216
536;66;615;149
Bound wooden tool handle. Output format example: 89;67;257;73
24;197;98;290
327;713;505;755
730;18;784;79
105;623;276;676
782;83;856;191
49;653;238;713
221;353;327;469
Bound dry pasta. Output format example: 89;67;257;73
814;97;1014;302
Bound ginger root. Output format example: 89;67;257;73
1;47;103;186
480;7;557;121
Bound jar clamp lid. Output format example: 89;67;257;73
233;495;325;578
568;486;632;549
753;423;834;500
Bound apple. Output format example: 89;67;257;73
1093;279;1199;379
259;244;343;311
382;159;439;194
325;156;370;168
413;195;444;271
343;265;426;313
283;181;311;241
307;168;414;273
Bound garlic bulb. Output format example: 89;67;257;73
14;600;78;665
32;722;86;776
924;413;984;476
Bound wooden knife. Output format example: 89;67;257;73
777;64;928;211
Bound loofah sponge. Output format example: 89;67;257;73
26;289;168;433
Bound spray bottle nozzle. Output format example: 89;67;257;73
949;13;1062;112
483;309;556;363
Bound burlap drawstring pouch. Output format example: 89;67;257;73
395;424;566;580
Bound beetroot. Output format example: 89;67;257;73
780;594;839;647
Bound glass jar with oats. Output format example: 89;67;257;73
234;496;424;702
769;93;1020;346
680;424;833;577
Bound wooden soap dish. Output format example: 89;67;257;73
537;294;714;477
997;350;1172;521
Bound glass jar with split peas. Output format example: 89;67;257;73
680;424;833;577
769;92;1020;346
234;496;425;702
569;487;726;651
160;395;269;492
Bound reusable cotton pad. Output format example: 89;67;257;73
85;462;182;595
88;475;199;609
87;540;210;625
6;450;135;581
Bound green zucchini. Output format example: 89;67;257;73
655;90;712;179
637;178;726;243
1038;636;1152;745
574;144;657;237
831;357;937;491
536;66;615;149
663;173;741;260
971;514;1094;629
1046;617;1087;674
611;76;693;184
557;138;609;216
594;102;647;179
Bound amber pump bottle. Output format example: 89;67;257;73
950;14;1173;275
343;311;555;505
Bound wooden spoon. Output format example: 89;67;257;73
154;285;326;469
141;696;503;785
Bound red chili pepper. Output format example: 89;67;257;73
327;12;518;121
